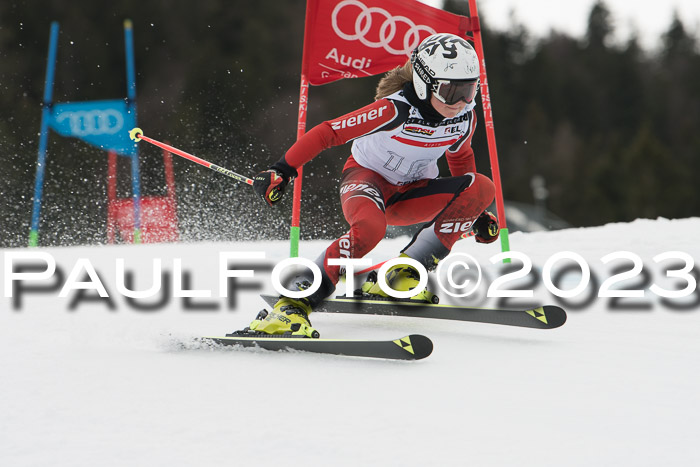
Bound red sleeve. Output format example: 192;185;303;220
445;109;477;176
282;99;398;169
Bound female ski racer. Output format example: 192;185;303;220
240;33;499;338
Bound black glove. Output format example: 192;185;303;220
472;210;500;244
253;170;289;206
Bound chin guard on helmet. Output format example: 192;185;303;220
411;33;481;102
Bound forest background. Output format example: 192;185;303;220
1;0;698;247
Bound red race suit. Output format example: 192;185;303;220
278;89;495;285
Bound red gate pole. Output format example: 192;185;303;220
467;0;511;258
289;74;309;258
289;0;315;258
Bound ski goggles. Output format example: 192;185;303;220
433;79;479;105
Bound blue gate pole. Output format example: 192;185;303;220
124;19;142;244
29;22;59;247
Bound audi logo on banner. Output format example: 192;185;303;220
331;0;436;55
55;109;125;137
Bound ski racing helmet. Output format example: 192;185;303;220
411;33;480;105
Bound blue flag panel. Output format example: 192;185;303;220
48;99;137;156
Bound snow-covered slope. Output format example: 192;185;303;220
2;218;699;466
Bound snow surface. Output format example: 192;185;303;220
2;217;700;467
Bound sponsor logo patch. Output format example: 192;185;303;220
331;105;388;130
439;220;474;234
404;126;435;136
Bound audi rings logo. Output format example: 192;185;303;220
331;0;436;55
55;109;125;137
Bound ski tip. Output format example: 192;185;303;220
129;127;143;142
401;334;433;360
539;305;567;328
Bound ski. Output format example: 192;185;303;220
261;295;566;329
202;333;433;360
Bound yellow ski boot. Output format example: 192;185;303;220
247;297;320;338
362;257;439;304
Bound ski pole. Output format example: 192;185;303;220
128;127;254;185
